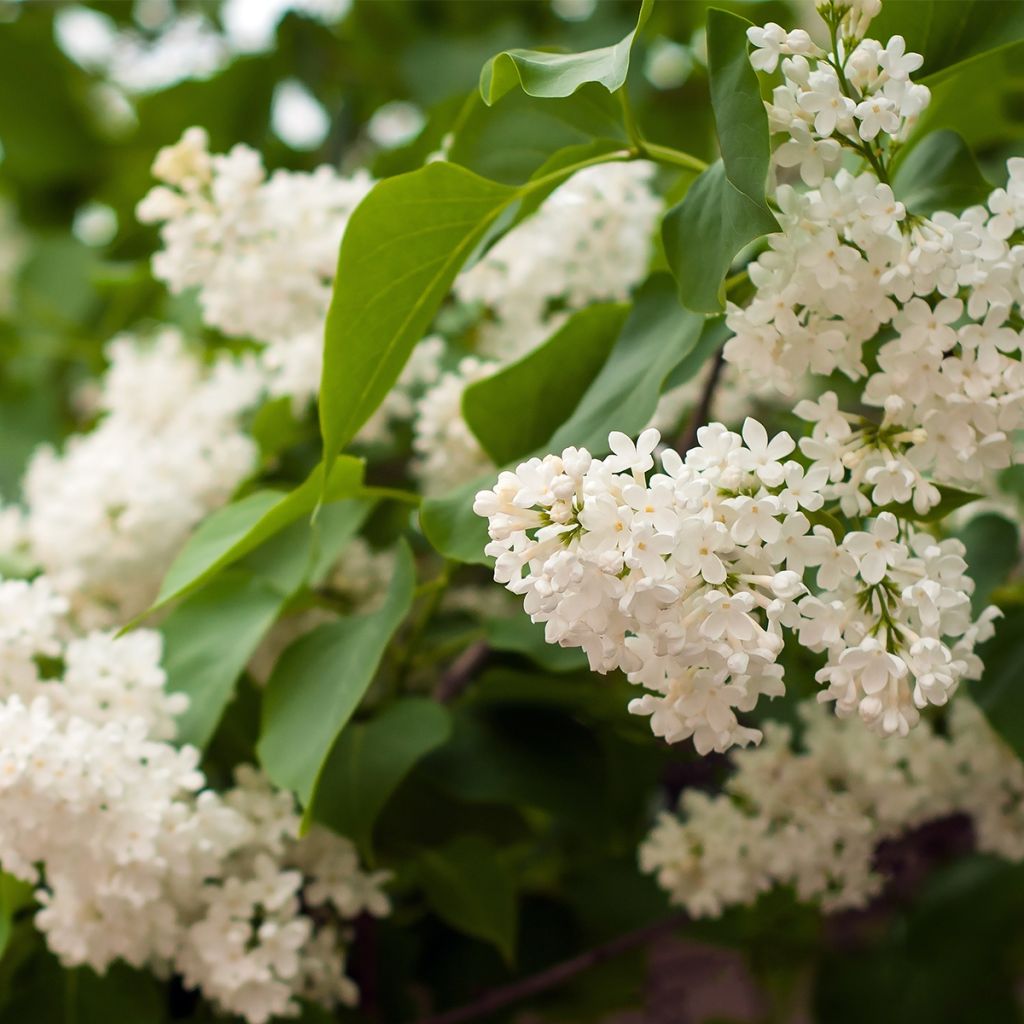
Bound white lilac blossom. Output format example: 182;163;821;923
640;696;1024;917
19;328;262;625
475;423;995;753
412;355;499;495
729;6;1024;506
0;576;389;1024
137;127;373;408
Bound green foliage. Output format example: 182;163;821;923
146;456;364;615
463;302;629;464
870;0;1024;82
479;0;651;105
662;9;777;313
419;277;714;565
972;606;1024;760
893;130;992;215
879;485;983;523
258;541;414;806
958;513;1020;614
162;571;286;749
311;697;452;861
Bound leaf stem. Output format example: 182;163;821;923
637;141;709;174
617;87;644;150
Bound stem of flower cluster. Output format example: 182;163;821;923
412;911;690;1024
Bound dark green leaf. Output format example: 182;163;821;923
258;542;414;806
485;616;588;673
971;606;1024;761
958;513;1020;614
478;0;651;105
462;302;629;464
893;130;992;215
548;275;707;450
311;698;452;861
879;484;982;523
420;276;707;564
663;8;777;313
869;0;1024;83
418;836;518;963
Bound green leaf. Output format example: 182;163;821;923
449;86;625;185
162;571;285;749
257;542;415;806
485;616;588;673
869;0;1024;83
548;275;708;450
958;513;1020;614
704;8;773;204
662;8;777;313
879;484;982;523
0;875;32;962
893;130;992;215
462;302;629;464
969;606;1024;761
146;456;364;616
420;276;708;564
311;698;452;861
479;0;651;105
320;155;633;471
418;836;518;963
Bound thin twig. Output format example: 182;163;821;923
432;639;490;703
413;912;689;1024
675;345;727;454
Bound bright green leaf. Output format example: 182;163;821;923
462;302;629;464
418;835;518;963
257;542;414;806
145;456;364;617
311;698;452;861
162;571;285;749
449;86;625;185
320;155;633;472
0;874;32;962
893;130;991;215
479;0;651;106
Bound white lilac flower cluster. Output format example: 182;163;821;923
10;328;262;625
729;6;1024;509
475;422;996;753
137;127;374;407
750;0;926;188
640;697;1024;917
0;575;389;1024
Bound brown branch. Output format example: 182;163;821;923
675;345;727;454
413;912;689;1024
432;639;490;703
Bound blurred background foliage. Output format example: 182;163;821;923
3;2;1024;1022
